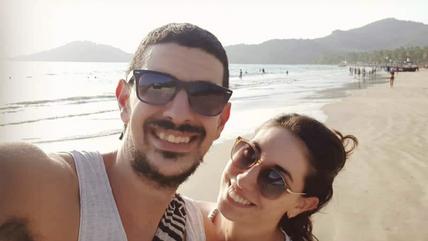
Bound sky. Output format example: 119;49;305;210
1;0;428;58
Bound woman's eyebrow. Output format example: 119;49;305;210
275;165;294;182
274;165;294;182
253;140;294;182
252;141;263;157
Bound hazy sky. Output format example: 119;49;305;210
1;0;427;57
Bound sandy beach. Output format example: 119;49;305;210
180;69;428;240
314;70;428;241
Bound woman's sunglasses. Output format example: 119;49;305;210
231;136;306;199
132;70;233;116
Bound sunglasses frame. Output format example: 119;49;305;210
231;136;306;198
131;69;233;116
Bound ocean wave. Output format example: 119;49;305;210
13;94;115;106
0;106;21;113
0;94;115;113
0;109;117;126
32;129;122;144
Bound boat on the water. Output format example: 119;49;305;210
338;61;347;67
397;63;419;72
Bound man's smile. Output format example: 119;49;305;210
147;122;203;153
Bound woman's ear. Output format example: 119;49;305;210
287;196;319;218
115;79;131;124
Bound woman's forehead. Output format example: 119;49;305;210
253;127;297;148
253;126;310;182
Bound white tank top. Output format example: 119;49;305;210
71;150;206;241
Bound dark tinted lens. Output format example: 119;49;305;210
136;72;177;105
231;140;258;169
187;82;231;116
258;168;286;199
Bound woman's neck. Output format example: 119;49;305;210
214;211;284;241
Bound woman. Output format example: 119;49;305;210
195;113;358;241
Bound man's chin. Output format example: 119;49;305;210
131;150;201;189
159;150;186;159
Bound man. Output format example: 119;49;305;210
0;23;232;241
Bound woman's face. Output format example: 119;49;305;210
217;126;315;226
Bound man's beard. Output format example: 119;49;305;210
130;118;206;189
131;149;202;189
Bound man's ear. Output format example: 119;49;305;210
287;196;319;219
216;102;231;134
115;79;131;124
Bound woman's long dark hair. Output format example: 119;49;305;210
260;114;358;241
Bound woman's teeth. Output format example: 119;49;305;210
158;132;191;144
228;188;252;206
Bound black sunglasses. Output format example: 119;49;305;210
231;136;306;199
132;70;232;116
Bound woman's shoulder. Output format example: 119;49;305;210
184;197;216;217
180;196;220;241
181;197;217;223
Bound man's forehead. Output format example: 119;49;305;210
138;43;224;85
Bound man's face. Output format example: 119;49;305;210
122;43;230;188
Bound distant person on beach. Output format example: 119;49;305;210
390;70;395;87
239;69;243;79
193;113;358;241
0;23;232;241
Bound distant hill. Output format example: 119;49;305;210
226;18;428;64
13;18;428;64
14;41;132;62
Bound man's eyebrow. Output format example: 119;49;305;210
252;141;294;182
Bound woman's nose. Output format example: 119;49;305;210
235;165;260;193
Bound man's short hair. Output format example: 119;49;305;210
128;23;229;88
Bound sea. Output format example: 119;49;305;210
0;61;380;152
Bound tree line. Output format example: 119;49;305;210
317;46;428;65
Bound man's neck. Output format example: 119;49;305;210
103;151;178;241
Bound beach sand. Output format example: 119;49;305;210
180;69;428;240
314;69;428;241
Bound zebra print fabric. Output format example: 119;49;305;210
153;194;187;241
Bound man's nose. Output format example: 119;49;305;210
163;90;194;123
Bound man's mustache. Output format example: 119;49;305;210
147;119;206;135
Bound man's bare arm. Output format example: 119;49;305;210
0;143;47;240
0;142;79;241
0;218;34;241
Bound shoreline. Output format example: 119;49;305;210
179;70;389;201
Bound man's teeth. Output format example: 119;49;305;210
158;132;190;144
228;188;251;206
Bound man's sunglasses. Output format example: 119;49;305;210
231;136;306;199
131;70;233;116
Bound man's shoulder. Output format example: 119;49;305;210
0;142;79;223
0;142;76;180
